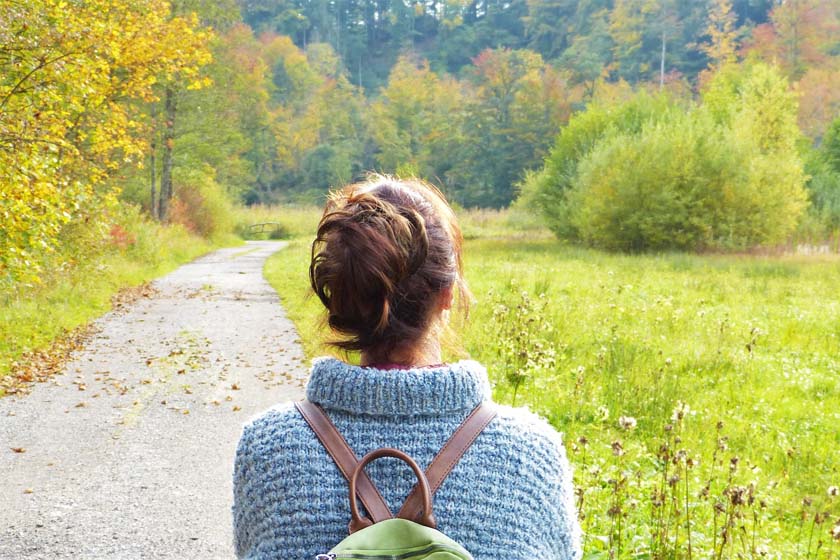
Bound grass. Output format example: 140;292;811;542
263;206;840;559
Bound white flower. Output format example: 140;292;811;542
618;416;637;430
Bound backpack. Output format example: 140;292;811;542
295;400;497;560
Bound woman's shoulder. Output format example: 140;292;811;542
235;401;309;455
482;403;569;462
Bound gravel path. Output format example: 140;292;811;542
1;241;308;559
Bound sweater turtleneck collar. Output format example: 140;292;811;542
305;357;492;416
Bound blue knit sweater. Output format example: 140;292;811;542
232;357;582;560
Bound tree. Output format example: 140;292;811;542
367;56;463;179
747;0;840;79
0;0;212;283
702;0;739;72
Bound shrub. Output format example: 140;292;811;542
569;109;807;251
529;92;679;239
169;167;235;239
530;63;808;252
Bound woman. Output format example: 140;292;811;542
232;177;581;559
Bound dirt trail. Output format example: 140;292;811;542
1;241;308;559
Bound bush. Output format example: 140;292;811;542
529;63;808;252
528;92;679;239
169;167;235;239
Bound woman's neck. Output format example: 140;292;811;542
360;336;443;369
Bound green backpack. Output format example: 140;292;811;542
295;401;497;560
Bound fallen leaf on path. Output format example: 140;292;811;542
2;324;98;397
75;402;86;408
232;405;241;412
10;447;26;453
231;383;240;390
23;488;33;494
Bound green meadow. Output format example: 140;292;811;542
264;207;840;559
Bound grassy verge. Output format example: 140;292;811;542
0;212;239;391
263;206;840;558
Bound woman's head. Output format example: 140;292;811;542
309;176;467;361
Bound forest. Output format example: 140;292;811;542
4;0;840;286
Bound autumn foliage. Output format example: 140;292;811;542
0;0;211;285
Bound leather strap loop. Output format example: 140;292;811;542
397;402;497;522
349;448;436;532
294;401;392;524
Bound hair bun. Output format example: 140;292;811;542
309;177;466;357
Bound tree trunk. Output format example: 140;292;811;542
660;30;666;91
150;102;158;220
159;87;177;222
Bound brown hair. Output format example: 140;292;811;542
309;176;468;358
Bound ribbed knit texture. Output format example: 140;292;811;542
232;357;582;560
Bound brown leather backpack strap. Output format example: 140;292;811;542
294;400;392;524
397;402;497;522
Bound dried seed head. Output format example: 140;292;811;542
577;435;589;447
729;457;740;471
831;522;840;541
828;486;839;497
611;440;624;457
728;486;747;505
803;496;813;507
668;474;680;487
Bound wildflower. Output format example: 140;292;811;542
802;496;813;507
832;521;840;541
611;440;624;457
729;456;740;472
618;416;637;430
671;401;690;422
577;435;589;447
828;486;839;497
597;405;610;421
